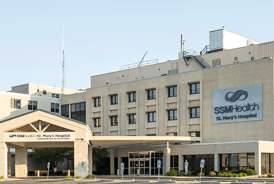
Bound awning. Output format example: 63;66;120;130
89;136;201;148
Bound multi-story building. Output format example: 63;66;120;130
1;28;274;177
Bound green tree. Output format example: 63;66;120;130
92;148;108;167
32;148;74;169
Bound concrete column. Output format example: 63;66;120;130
179;155;184;171
0;142;8;178
88;146;93;175
15;147;28;177
8;148;11;177
165;142;170;173
214;153;220;172
255;151;261;175
110;148;115;175
74;141;88;178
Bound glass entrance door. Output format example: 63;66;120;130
130;160;150;175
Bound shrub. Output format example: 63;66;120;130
223;173;229;177
243;173;248;176
165;169;179;176
86;174;96;178
217;173;223;177
227;173;233;177
197;173;205;176
209;171;216;177
232;173;238;177
65;175;72;178
267;173;272;177
238;173;244;177
75;175;82;179
243;169;255;176
0;176;3;179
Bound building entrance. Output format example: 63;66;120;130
128;151;164;175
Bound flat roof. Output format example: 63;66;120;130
89;136;201;148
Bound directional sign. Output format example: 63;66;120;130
200;159;205;168
121;163;124;171
47;162;50;169
157;160;161;168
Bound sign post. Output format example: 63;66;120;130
47;162;50;179
199;159;205;182
121;162;124;181
157;160;161;182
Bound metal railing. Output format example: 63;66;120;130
201;45;210;55
120;59;158;70
183;50;211;68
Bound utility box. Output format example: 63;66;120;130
209;29;258;52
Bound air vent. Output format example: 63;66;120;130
212;59;221;67
168;69;178;75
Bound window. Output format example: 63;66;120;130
28;101;37;110
234;57;238;61
148;89;156;100
190;83;200;94
61;104;69;118
174;133;177;136
184;154;214;171
129;114;136;124
146;134;156;136
220;153;255;171
111;95;118;105
148;112;156;122
43;90;47;95
168;86;177;97
170;156;179;171
110;116;118;126
71;102;86;122
11;99;21;109
52;93;60;98
168;110;177;120
128;92;136;102
251;57;255;61
94;97;101;107
190;132;200;137
94;118;101;127
51;103;59;113
190;107;200;118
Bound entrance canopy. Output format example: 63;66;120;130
89;136;201;148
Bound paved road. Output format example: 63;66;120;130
2;177;274;184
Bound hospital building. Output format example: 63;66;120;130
1;28;274;178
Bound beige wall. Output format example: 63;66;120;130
91;41;274;88
86;58;274;143
11;83;82;98
0;92;61;121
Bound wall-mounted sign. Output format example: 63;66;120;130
4;132;75;142
212;84;262;124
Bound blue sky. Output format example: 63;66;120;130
1;0;274;91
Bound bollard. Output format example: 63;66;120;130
37;170;40;177
68;170;70;176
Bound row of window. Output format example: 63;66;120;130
93;83;200;107
11;99;59;113
93;107;200;127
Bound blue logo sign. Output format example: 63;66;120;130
9;134;16;138
225;90;248;102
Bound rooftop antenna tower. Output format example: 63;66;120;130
61;24;66;96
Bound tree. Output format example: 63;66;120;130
32;148;74;169
92;147;108;168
